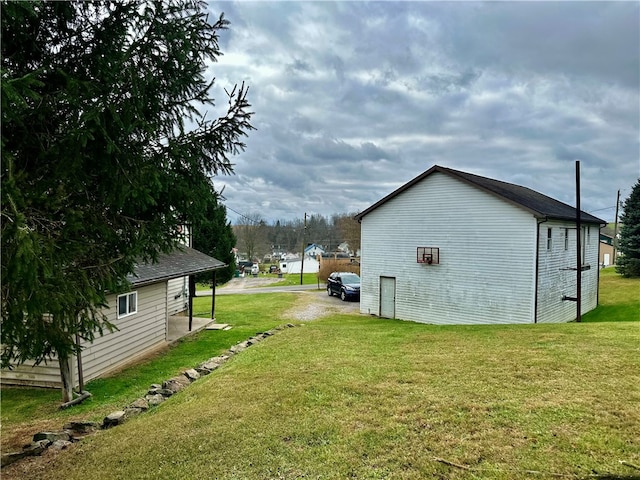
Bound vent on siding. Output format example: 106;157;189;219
417;247;440;265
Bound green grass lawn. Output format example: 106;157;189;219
2;270;639;479
1;293;300;451
268;272;320;287
196;272;319;291
582;267;640;322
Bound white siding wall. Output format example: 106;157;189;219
537;221;600;323
2;282;168;388
285;258;320;274
167;276;188;315
360;172;538;325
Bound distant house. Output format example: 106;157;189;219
1;247;225;388
304;243;325;257
599;232;615;267
355;165;605;325
282;258;320;274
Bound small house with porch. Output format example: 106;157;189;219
1;247;225;388
355;165;605;325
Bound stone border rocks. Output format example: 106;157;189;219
1;324;297;468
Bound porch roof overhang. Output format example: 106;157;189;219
128;247;226;287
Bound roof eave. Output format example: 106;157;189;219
355;165;442;221
355;165;607;226
130;262;228;287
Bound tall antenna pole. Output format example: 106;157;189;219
613;189;620;264
576;161;582;323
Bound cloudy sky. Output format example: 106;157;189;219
205;1;639;225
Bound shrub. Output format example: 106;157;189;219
318;258;360;282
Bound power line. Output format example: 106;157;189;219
589;206;616;213
225;205;262;224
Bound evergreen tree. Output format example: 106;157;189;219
193;194;237;285
1;1;253;401
616;179;640;277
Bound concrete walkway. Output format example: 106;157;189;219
167;315;229;343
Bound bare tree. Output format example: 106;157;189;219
234;213;269;261
334;212;362;255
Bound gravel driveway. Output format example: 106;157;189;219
213;276;361;321
284;289;361;321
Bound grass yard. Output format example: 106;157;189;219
196;272;319;291
2;270;639;479
582;267;640;322
269;272;321;287
1;293;300;453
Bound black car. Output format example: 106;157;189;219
327;272;361;301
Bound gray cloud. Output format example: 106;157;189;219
208;1;639;224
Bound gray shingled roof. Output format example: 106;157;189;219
355;165;606;224
128;247;226;287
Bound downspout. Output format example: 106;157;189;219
534;217;549;324
597;221;606;306
188;275;194;332
75;332;84;393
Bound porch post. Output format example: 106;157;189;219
211;270;216;320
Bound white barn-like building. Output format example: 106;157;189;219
355;165;605;325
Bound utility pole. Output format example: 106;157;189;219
575;160;582;323
300;212;307;285
613;189;620;264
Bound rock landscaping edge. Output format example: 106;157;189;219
1;323;298;468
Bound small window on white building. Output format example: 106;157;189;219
547;228;552;250
581;226;589;265
117;292;137;319
564;228;569;250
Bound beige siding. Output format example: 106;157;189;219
2;282;168;388
78;282;167;383
599;241;614;267
167;276;188;315
360;172;537;325
536;222;600;323
0;358;64;388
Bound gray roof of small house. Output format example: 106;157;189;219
128;247;226;287
305;243;325;252
355;165;606;225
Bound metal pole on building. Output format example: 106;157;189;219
300;212;307;285
576;161;582;323
613;189;620;264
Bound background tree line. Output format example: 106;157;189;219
232;212;361;262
